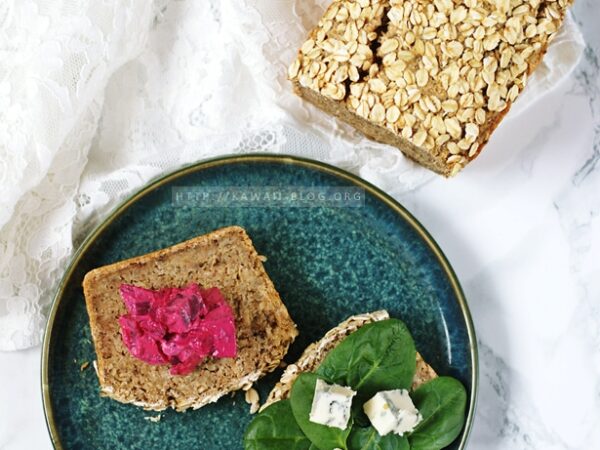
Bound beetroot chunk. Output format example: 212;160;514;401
117;283;237;375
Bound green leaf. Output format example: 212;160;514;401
244;400;312;450
290;373;353;450
316;319;416;400
348;426;410;450
408;377;467;450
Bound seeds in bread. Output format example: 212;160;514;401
83;226;298;411
288;0;572;176
260;310;437;412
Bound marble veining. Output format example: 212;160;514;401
468;2;600;448
572;42;600;185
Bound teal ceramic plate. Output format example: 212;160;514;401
42;154;477;450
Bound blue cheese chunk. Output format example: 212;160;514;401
309;379;356;429
363;389;423;436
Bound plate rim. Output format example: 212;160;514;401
41;153;478;449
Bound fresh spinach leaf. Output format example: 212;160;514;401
408;377;467;450
244;399;312;450
316;319;416;400
351;408;371;428
290;372;353;450
349;426;410;450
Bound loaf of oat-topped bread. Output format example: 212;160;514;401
288;0;572;176
83;226;298;411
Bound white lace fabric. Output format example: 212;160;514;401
0;0;585;351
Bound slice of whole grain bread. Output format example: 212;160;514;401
261;310;436;411
83;226;298;411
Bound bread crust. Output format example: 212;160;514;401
83;226;298;411
289;0;571;176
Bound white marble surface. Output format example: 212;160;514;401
1;1;600;449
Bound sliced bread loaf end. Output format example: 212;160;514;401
288;0;572;176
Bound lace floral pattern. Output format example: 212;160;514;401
0;0;584;350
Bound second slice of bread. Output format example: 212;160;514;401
83;226;298;411
262;310;437;411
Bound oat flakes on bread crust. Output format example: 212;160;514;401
261;310;437;412
83;226;298;411
288;0;573;176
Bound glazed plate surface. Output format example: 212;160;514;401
42;154;477;450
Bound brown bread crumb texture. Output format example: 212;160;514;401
288;0;572;176
83;226;298;411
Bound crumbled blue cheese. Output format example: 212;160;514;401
309;379;356;429
363;389;423;436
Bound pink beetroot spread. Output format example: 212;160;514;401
117;283;237;375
